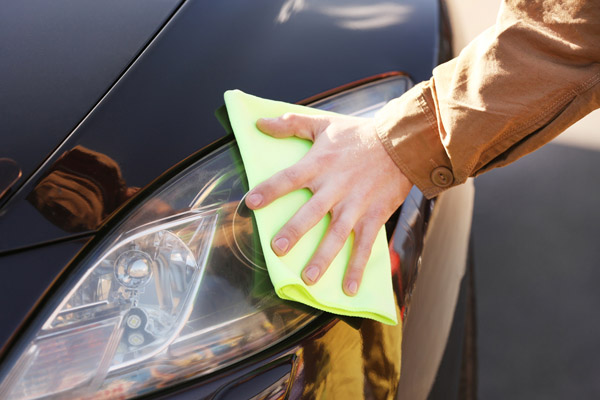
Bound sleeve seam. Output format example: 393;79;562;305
470;69;600;173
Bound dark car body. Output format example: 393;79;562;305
0;0;475;398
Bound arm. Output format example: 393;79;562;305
247;0;600;295
377;0;600;198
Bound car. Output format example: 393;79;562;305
0;0;475;398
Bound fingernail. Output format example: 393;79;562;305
246;193;262;208
273;237;289;254
304;266;320;283
346;280;358;296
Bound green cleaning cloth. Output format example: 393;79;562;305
224;90;398;326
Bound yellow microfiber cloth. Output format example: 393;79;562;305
224;90;398;326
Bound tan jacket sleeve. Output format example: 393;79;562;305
375;0;600;199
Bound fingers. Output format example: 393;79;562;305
271;190;336;256
246;159;316;210
342;220;381;296
257;113;325;141
301;209;356;286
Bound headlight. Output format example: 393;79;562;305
0;74;412;399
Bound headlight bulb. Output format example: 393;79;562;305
114;250;153;288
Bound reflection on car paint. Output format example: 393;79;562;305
275;0;415;31
200;311;404;399
389;186;429;320
27;146;139;232
0;158;22;202
283;304;403;399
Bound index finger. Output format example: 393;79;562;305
257;113;325;141
245;158;317;210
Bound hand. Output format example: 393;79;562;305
245;113;413;296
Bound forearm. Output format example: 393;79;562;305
376;0;600;198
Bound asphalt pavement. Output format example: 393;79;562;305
473;130;600;399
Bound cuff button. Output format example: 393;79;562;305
430;166;454;188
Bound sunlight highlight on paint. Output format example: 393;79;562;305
275;0;414;30
317;3;413;30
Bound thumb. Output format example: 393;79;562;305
256;113;324;141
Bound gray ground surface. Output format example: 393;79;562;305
472;141;600;399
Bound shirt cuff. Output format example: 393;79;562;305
374;80;455;199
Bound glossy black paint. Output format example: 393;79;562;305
0;159;21;200
0;0;438;252
392;186;431;318
0;0;182;203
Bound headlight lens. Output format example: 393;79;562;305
0;75;412;399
